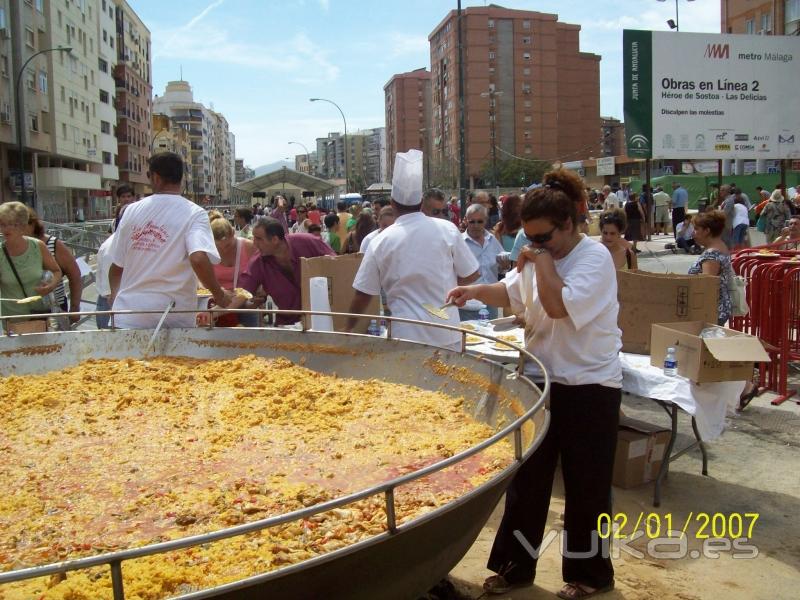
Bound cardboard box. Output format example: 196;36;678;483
617;270;720;354
613;417;671;489
300;254;379;334
650;321;770;383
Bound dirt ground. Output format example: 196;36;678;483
445;387;800;600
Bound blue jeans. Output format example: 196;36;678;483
732;223;748;246
96;295;111;329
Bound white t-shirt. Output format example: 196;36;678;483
732;203;750;228
95;233;115;297
359;227;384;253
676;221;694;241
110;194;220;329
603;192;621;210
353;212;479;350
503;236;622;387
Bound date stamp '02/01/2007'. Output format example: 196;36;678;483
513;512;760;561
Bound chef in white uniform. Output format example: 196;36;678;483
348;149;479;350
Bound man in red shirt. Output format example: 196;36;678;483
239;217;334;324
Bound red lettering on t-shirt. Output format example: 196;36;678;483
130;221;169;252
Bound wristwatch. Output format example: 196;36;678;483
529;247;549;256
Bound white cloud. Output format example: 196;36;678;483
152;26;339;84
387;32;430;58
319;0;330;11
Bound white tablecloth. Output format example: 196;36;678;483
462;321;745;441
619;353;745;442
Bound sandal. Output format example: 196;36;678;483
737;385;759;412
556;581;615;599
483;574;533;595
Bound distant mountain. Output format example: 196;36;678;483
253;160;294;176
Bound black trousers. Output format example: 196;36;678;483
487;383;620;589
672;207;686;239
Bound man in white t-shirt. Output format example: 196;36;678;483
601;185;621;210
109;152;232;329
348;149;479;350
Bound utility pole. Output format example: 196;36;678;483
480;89;503;192
457;0;467;215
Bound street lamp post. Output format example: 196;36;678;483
480;89;503;191
288;141;310;174
657;0;695;31
14;46;72;207
310;98;348;193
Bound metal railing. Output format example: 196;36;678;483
0;309;550;600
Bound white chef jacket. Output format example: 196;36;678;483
353;212;479;350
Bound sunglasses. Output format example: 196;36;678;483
468;220;485;224
525;225;558;245
431;208;445;215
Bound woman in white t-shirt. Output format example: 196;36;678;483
448;168;621;600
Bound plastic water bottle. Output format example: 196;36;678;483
367;319;381;336
663;347;678;376
478;307;490;327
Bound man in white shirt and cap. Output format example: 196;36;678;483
347;149;479;350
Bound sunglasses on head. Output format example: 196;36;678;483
525;225;558;245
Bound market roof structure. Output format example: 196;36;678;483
233;167;336;196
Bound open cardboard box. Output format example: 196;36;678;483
300;254;379;334
617;270;720;355
613;416;671;489
650;321;770;383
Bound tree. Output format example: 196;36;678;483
479;157;549;188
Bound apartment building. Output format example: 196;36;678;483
384;68;431;181
113;0;151;196
95;0;118;194
722;0;800;35
315;131;344;180
235;158;255;183
154;80;232;202
428;5;600;187
151;112;192;193
600;117;625;158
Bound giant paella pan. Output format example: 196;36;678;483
0;310;549;600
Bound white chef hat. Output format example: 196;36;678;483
391;149;423;206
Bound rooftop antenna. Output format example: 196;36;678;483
180;65;183;80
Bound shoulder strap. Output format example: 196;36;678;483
2;244;30;298
232;237;242;290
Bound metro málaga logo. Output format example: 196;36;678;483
705;44;730;59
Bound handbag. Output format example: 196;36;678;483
728;266;749;316
756;212;767;233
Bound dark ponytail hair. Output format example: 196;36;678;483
520;168;586;228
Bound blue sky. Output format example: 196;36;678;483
130;0;721;169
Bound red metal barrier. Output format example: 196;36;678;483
731;245;800;405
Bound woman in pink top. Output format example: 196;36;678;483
200;213;259;327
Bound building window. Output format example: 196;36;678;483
36;0;43;12
524;146;532;154
0;55;8;78
0;7;5;29
103;151;112;165
522;36;531;44
29;113;39;132
488;19;495;28
98;58;108;73
523;67;530;75
523;52;531;60
101;120;110;134
103;29;107;42
489;51;495;60
38;70;47;92
760;12;772;32
62;123;67;138
99;89;109;103
25;27;36;48
524;115;532;123
522;20;531;30
745;18;755;34
524;100;532;108
26;69;36;90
